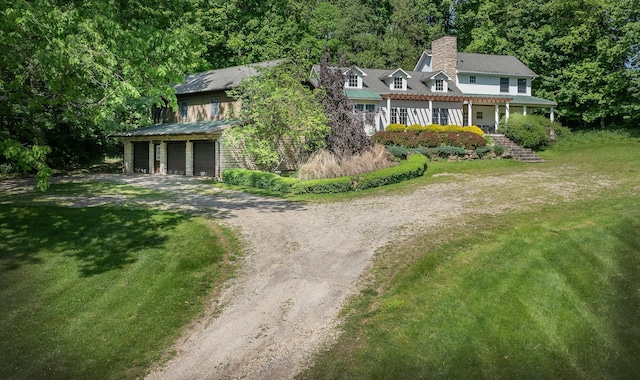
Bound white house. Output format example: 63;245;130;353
310;36;557;134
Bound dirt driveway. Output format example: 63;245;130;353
5;168;609;379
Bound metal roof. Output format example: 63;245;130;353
174;60;283;95
113;120;236;137
344;89;382;100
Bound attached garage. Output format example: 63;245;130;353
133;142;150;173
193;141;216;177
166;142;186;175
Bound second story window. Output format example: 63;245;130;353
518;79;527;94
347;74;359;88
180;101;188;121
470;75;476;84
210;98;219;117
500;78;510;93
435;79;444;91
393;77;404;90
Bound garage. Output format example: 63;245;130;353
133;142;150;173
167;142;186;175
193;141;216;177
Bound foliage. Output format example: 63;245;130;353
501;113;565;150
386;145;409;159
222;168;299;193
0;0;207;177
462;125;486;137
386;124;407;131
318;52;373;157
298;144;394;180
435;145;466;157
291;176;353;194
474;145;493;158
410;147;431;157
372;129;487;150
225;62;329;171
0;138;52;190
355;154;428;190
493;144;506;156
405;124;425;131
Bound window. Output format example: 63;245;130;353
500;77;510;93
469;75;476;84
347;74;359;88
355;103;375;113
393;77;404;90
210;98;219;117
518;79;527;94
435;79;444;91
432;108;449;125
180;101;188;121
391;107;407;125
476;111;483;120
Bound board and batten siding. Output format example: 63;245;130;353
379;100;464;128
164;91;241;123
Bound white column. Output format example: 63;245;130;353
467;101;473;126
160;142;167;174
123;141;133;173
428;100;433;124
494;104;500;132
148;142;154;175
505;102;510;122
550;107;555;122
386;98;391;129
185;141;194;177
523;105;527;115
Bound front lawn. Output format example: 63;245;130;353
0;200;241;379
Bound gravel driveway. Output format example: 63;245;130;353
3;169;609;379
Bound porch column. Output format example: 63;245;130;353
550;107;555;122
386;97;391;129
185;140;194;177
467;101;473;126
428;100;433;124
375;107;381;132
159;142;167;174
148;142;155;175
505;102;510;122
123;141;133;173
494;105;500;132
523;105;527;115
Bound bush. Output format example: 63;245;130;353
410;147;431;157
438;132;487;149
297;145;394;180
386;124;406;131
474;146;493;158
501;114;562;150
444;125;464;133
424;124;445;133
493;144;506;156
406;124;426;131
436;145;465;157
291;176;353;194
462;125;485;137
222;168;300;192
386;145;409;159
355;154;428;190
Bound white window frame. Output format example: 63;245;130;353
500;77;510;93
393;76;404;90
469;75;476;84
347;74;359;88
210;98;219;118
518;79;527;94
435;79;444;92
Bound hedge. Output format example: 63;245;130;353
371;130;486;149
222;154;428;194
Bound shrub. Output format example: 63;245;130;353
355;154;428;190
386;145;409;159
424;124;445;133
386;124;406;132
493;144;506;156
297;145;395;180
436;145;465;157
501;114;559;150
462;125;485;137
410;147;431;157
371;131;399;146
291;176;353;194
474;146;493;158
444;125;464;133
406;124;426;131
438;132;487;149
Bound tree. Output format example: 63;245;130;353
0;0;207;186
318;52;373;157
224;63;329;171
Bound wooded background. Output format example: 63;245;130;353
1;0;638;171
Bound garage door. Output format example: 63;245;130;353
193;141;216;177
167;142;186;175
133;142;149;173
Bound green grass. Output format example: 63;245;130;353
299;134;640;379
0;203;242;379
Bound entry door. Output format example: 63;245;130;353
166;142;186;175
133;142;149;173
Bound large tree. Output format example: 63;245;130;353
0;0;207;187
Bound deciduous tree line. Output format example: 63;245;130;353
1;0;638;183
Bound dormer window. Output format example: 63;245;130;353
393;77;404;90
348;74;359;88
435;79;444;91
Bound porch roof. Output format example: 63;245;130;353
113;119;236;138
465;94;557;107
344;89;383;100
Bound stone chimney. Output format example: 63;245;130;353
432;36;457;83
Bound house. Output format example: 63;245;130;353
114;60;281;176
309;35;556;134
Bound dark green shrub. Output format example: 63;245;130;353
501;114;557;149
436;145;465;157
222;168;301;192
410;147;431;157
386;145;409;159
291;176;353;194
355;154;428;190
474;146;493;158
493;144;506;156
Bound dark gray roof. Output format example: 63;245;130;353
457;52;537;77
113;120;236;137
310;65;464;97
174;60;283;95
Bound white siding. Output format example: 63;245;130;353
457;74;531;96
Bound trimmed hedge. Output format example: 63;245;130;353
371;130;486;149
222;154;428;194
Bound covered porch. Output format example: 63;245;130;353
463;94;558;133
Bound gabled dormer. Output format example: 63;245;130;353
344;67;367;89
414;51;433;72
421;71;451;93
379;68;412;91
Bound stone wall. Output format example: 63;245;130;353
432;36;457;83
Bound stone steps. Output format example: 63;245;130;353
489;134;545;163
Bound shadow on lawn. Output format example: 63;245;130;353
0;204;188;276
